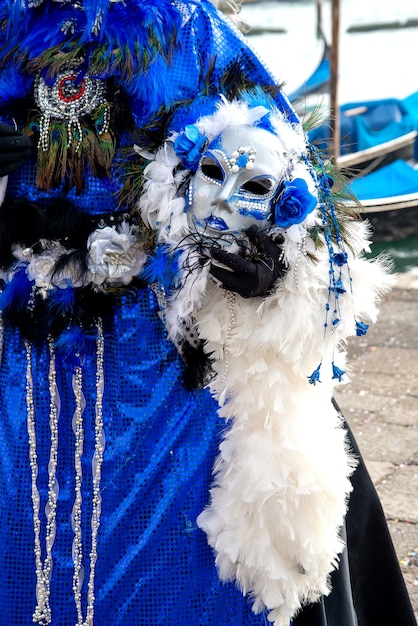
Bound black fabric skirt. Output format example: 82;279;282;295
293;407;417;626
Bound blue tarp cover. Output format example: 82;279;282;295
309;92;418;155
349;159;418;200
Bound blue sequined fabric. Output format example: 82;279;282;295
0;0;295;623
0;290;270;625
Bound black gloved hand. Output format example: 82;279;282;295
209;224;286;298
0;123;32;177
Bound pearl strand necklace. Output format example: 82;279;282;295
221;291;236;384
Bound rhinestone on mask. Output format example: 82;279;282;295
229;146;257;173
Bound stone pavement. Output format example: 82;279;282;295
334;273;418;619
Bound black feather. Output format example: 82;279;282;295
0;199;48;268
182;340;214;391
76;286;116;326
48;200;93;248
108;80;136;138
52;248;89;285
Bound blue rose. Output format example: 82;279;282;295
274;178;317;228
174;125;207;171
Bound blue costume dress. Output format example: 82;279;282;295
0;1;296;624
1;2;417;626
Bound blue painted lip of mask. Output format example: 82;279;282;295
206;216;229;231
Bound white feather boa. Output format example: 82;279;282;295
138;99;394;624
194;250;391;626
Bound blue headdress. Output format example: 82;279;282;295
0;0;182;77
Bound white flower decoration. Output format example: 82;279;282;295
86;223;147;285
13;241;68;292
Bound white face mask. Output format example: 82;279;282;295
186;125;287;237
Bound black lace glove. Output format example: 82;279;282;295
0;123;32;177
209;225;286;298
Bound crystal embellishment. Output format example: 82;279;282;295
34;70;109;152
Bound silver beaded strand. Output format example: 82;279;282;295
85;317;105;626
26;336;60;626
72;360;86;626
43;337;60;617
72;318;105;626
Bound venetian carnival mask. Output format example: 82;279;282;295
186;125;288;237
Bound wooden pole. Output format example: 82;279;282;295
316;0;323;39
330;0;340;162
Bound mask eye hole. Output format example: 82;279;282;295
200;156;225;183
241;177;275;196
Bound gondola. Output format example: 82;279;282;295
348;158;418;241
288;40;330;103
309;91;418;174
